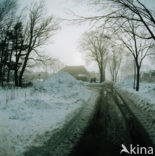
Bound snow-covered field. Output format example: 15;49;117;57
0;72;96;156
116;79;155;111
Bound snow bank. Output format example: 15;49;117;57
0;72;94;156
33;72;89;100
116;79;155;111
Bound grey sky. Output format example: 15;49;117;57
17;0;155;71
17;0;99;71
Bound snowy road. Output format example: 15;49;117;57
13;81;154;156
0;72;100;156
23;90;100;156
1;74;154;156
69;83;154;156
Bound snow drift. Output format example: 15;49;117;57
0;72;95;156
116;79;155;111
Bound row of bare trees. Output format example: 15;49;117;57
80;31;110;82
78;0;155;91
79;30;124;83
0;0;59;87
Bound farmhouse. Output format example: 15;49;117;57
60;65;90;81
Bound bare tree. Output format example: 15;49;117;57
80;31;110;82
27;55;64;75
109;45;123;82
0;0;17;86
18;1;59;86
77;0;155;41
0;0;60;87
118;20;154;91
102;0;155;40
50;59;65;74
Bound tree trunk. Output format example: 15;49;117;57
14;69;18;86
133;61;136;89
0;65;3;86
113;69;115;82
7;50;13;83
100;68;103;82
103;68;105;81
0;67;4;86
19;51;30;87
14;52;19;86
19;64;25;87
7;68;10;83
100;68;105;83
136;66;140;91
0;50;4;86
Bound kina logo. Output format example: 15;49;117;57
120;144;154;155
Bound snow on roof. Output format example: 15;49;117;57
78;74;88;77
60;66;89;77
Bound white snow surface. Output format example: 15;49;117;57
0;72;94;156
116;79;155;111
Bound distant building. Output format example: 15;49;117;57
60;65;90;81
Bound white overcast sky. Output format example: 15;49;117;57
18;0;155;71
18;0;97;71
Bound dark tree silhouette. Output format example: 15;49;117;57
117;20;154;91
0;0;17;86
18;1;59;86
